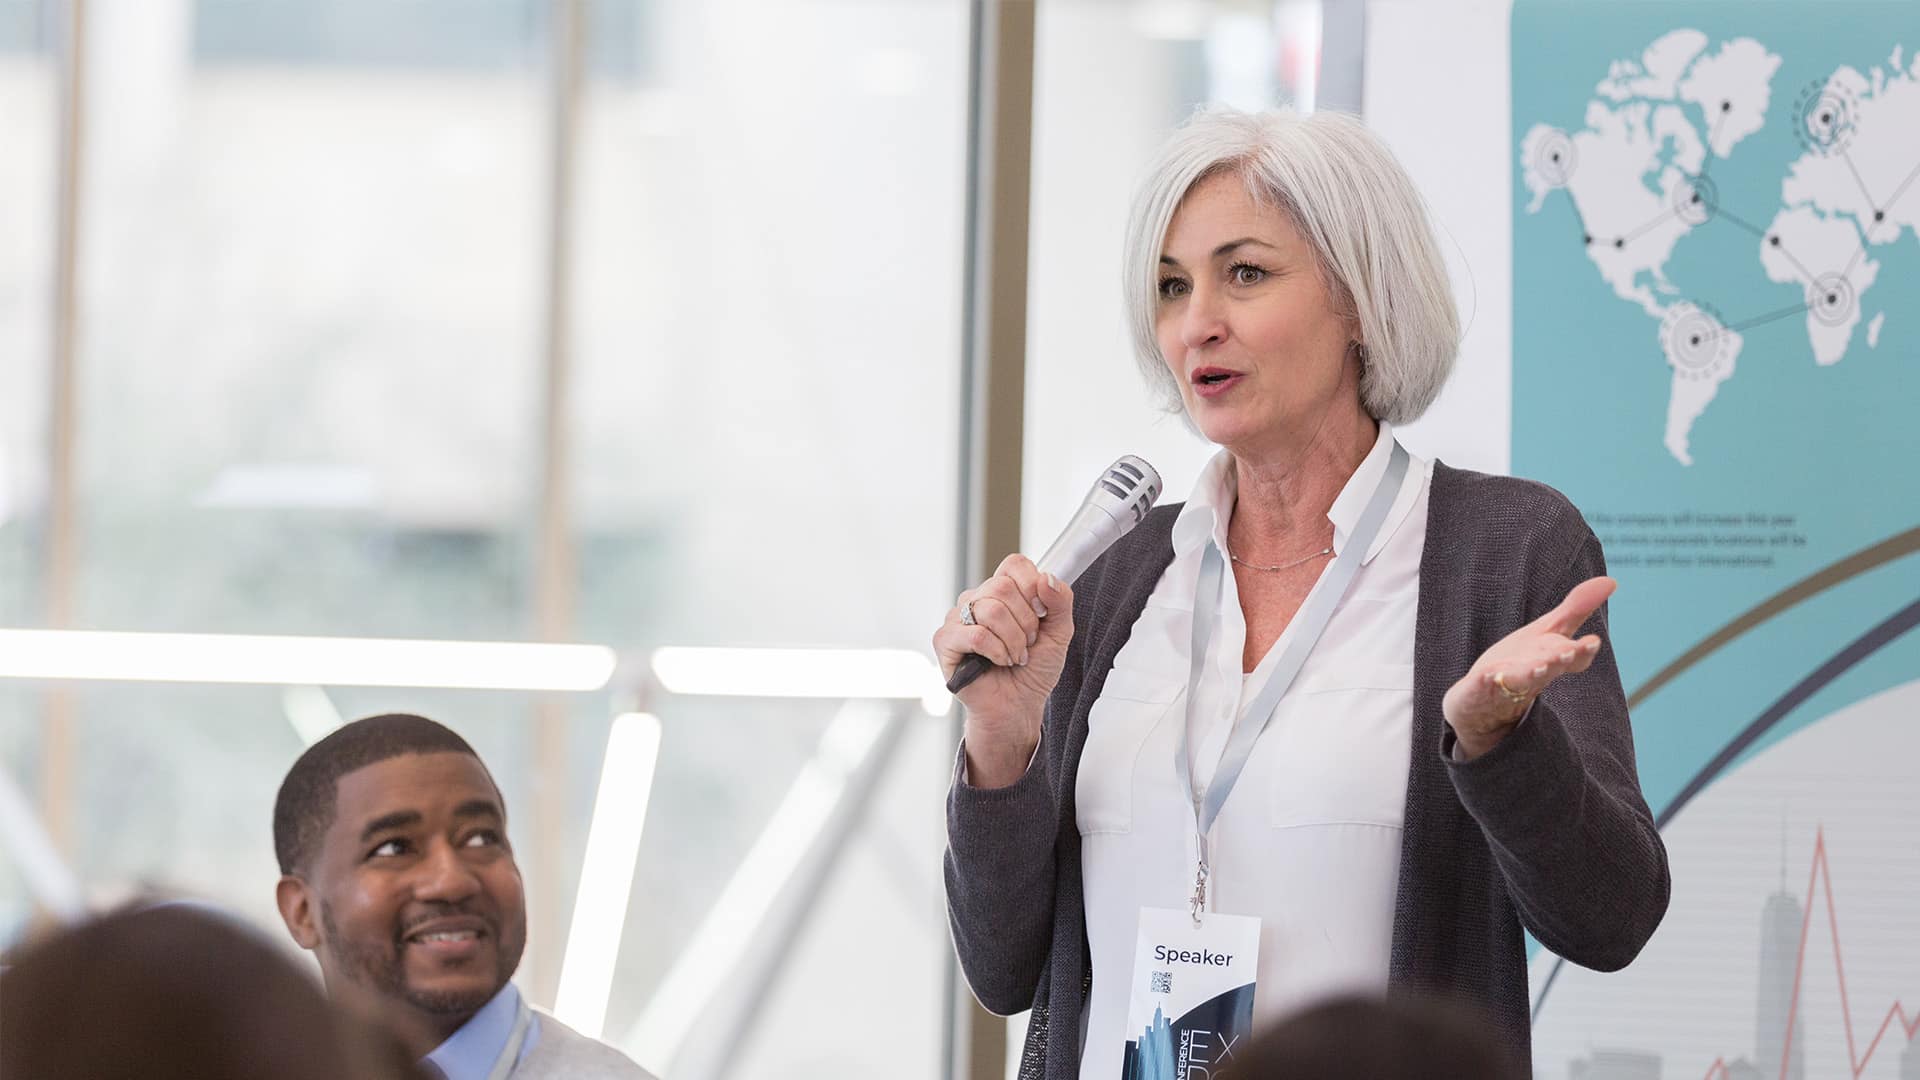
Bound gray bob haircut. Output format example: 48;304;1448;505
1122;106;1459;425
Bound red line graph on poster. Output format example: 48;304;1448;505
1700;828;1919;1080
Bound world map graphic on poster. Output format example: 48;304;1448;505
1520;31;1918;467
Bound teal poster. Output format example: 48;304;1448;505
1512;2;1920;1077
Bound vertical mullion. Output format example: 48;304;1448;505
42;0;88;863
531;0;587;1007
947;2;1037;1078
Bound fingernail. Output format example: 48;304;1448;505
1559;650;1574;663
1031;596;1048;618
1028;630;1038;646
1532;665;1548;678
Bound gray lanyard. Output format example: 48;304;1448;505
482;996;536;1080
1176;441;1409;923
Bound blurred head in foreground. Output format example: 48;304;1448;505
1225;994;1528;1080
0;902;419;1080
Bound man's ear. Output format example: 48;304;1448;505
276;874;322;951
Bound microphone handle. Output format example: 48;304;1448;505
945;505;1117;695
945;653;995;694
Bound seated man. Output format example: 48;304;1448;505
273;713;654;1079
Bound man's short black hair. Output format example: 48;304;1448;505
272;713;495;876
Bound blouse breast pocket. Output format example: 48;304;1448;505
1075;668;1183;837
1266;663;1415;830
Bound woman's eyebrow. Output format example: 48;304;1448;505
1210;237;1279;257
1160;237;1281;267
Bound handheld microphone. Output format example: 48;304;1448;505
947;455;1163;694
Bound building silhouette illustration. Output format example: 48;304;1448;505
1567;860;1810;1079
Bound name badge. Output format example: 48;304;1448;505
1120;907;1260;1079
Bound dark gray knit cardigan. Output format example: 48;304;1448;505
944;462;1671;1076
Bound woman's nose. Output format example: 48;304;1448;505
1179;285;1228;350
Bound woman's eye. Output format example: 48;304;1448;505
1158;277;1190;300
1230;263;1266;286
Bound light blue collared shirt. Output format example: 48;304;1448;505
421;983;541;1080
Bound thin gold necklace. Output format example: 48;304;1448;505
1224;543;1333;573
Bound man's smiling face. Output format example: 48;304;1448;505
289;752;526;1024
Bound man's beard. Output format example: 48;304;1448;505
320;903;522;1016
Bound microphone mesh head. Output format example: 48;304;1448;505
1030;455;1166;585
1089;455;1162;526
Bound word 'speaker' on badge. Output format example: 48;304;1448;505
1119;907;1260;1080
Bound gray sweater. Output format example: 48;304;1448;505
516;1011;657;1079
944;463;1671;1076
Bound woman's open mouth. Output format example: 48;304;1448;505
1190;367;1245;398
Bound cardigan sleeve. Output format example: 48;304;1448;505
1441;528;1672;972
943;728;1059;1015
943;648;1088;1016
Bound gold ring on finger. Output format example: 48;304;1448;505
1493;671;1529;705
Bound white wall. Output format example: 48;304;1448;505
1365;0;1516;476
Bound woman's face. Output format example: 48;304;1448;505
1154;172;1361;459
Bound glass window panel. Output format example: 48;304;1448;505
42;0;553;965
573;1;968;1074
6;5;974;1078
193;0;548;71
76;0;546;639
0;1;53;627
0;0;54;946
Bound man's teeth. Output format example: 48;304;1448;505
415;930;479;943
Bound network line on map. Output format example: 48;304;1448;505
1525;71;1919;372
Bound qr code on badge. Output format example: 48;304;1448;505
1149;970;1172;994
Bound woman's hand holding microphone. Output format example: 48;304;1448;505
934;454;1158;788
934;554;1075;789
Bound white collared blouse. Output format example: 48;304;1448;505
1075;423;1433;1079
